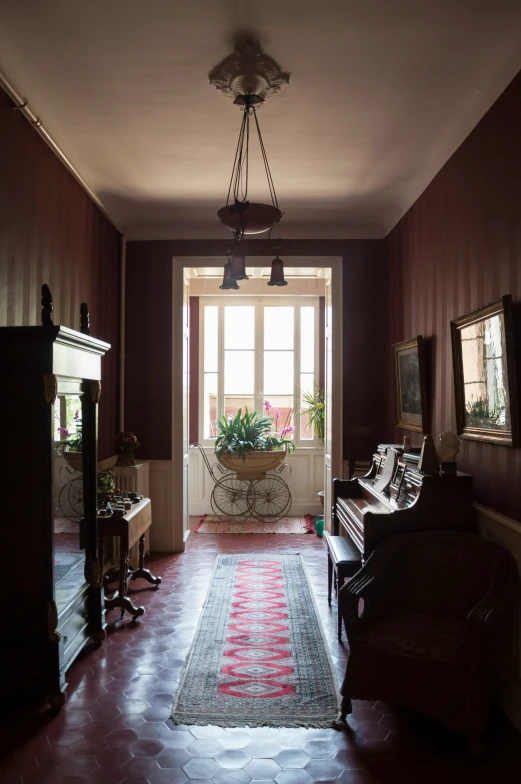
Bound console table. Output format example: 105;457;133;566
97;498;161;620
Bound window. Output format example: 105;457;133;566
200;298;320;446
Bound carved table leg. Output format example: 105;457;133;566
104;532;145;621
128;533;162;587
104;594;145;622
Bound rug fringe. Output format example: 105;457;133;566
170;717;339;729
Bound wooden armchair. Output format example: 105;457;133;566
338;531;517;746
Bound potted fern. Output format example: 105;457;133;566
215;408;295;480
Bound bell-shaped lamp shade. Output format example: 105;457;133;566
219;261;240;290
229;253;249;280
267;255;288;287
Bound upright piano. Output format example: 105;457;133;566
333;444;475;562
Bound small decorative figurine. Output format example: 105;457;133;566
439;431;460;475
418;435;439;475
402;435;411;452
115;431;140;467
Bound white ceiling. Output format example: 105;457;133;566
1;0;521;240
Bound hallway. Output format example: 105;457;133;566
1;534;519;784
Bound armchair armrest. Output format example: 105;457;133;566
338;541;399;641
467;553;518;629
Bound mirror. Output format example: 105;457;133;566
53;391;87;611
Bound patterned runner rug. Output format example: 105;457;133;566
195;514;315;534
171;554;339;728
55;552;83;583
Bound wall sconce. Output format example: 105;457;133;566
219;260;240;289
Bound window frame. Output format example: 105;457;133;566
198;296;321;448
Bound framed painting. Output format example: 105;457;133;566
392;336;427;433
451;295;518;446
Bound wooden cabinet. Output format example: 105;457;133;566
0;324;110;705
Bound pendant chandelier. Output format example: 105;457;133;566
217;94;282;239
210;36;290;241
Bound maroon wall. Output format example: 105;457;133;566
125;239;387;461
386;71;521;520
0;87;121;460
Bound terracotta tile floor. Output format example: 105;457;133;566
1;532;520;784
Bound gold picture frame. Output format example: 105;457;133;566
392;336;427;433
450;295;518;446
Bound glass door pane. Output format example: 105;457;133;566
224;305;255;416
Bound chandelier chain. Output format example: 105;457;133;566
226;103;278;210
252;107;278;209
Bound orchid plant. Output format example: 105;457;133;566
55;410;83;453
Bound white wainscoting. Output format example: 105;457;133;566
149;460;181;552
188;446;325;518
475;502;521;732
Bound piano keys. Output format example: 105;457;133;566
333;444;475;561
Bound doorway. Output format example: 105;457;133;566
169;256;343;551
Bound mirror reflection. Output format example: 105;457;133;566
53;393;86;611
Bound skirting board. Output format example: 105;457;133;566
475;502;521;732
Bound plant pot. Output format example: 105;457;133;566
64;450;83;472
217;449;286;481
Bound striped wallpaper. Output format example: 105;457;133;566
0;87;121;459
386;71;521;520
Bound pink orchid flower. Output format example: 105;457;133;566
273;407;281;419
264;400;272;411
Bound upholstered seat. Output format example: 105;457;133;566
357;610;467;661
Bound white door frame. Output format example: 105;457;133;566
169;255;343;552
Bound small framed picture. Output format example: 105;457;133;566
392;336;427;433
451;295;518;446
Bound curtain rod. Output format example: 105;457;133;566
0;70;123;234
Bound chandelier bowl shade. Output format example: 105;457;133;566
217;202;282;236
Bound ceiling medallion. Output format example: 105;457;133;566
209;35;290;106
210;36;289;239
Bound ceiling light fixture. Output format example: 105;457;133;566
219;256;240;290
267;241;288;287
229;252;249;281
210;36;290;240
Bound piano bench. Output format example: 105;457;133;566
323;531;361;640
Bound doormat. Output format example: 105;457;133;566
54;517;79;534
195;514;315;534
55;552;83;583
171;554;339;728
